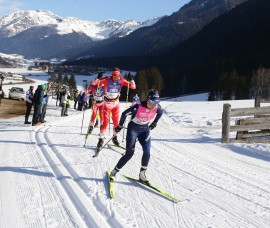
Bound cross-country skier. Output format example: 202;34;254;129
91;67;136;150
109;89;163;182
86;72;105;134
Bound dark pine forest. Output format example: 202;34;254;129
66;0;270;100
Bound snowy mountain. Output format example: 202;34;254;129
0;10;162;58
0;10;161;40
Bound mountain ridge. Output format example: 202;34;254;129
71;0;248;59
0;10;161;58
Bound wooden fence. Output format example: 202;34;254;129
221;101;270;143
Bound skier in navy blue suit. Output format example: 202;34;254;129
110;89;163;182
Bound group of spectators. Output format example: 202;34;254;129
73;90;93;111
55;86;71;117
25;82;52;126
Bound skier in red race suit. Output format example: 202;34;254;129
91;67;136;149
86;72;105;134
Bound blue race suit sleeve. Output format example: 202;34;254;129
152;104;163;124
119;104;139;126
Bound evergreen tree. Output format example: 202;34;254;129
135;70;149;100
69;74;77;99
146;67;164;93
63;74;69;87
48;72;57;97
56;72;63;88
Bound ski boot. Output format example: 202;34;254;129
139;167;149;183
92;138;104;157
110;167;120;182
112;135;120;147
97;138;104;149
88;125;94;134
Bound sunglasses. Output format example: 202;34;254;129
149;99;159;105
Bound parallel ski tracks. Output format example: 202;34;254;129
152;130;270;196
149;128;270;227
32;123;110;228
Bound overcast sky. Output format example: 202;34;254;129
0;0;190;22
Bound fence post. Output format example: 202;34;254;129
254;95;261;118
221;103;231;143
255;95;261;108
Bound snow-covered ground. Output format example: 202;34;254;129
0;69;270;227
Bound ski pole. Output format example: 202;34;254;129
125;82;130;108
122;83;130;142
109;112;111;135
81;105;86;134
98;131;121;153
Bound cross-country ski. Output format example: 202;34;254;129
123;175;181;203
107;170;115;199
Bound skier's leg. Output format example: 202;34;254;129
99;104;110;138
111;104;121;145
111;104;120;130
138;129;151;168
115;125;137;169
90;104;98;126
99;104;104;126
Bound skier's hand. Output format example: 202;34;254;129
97;72;103;79
127;74;134;82
115;125;123;133
149;122;157;130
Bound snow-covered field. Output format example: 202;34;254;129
0;69;270;228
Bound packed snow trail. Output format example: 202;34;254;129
0;100;270;227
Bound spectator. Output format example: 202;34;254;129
24;85;34;124
40;83;52;123
32;84;45;126
56;88;61;106
77;91;83;111
60;88;68;117
65;95;71;116
73;89;79;109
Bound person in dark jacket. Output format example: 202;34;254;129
24;85;34;124
73;90;79;109
77;91;83;111
56;88;61;106
32;84;45;126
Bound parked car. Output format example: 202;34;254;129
8;87;25;100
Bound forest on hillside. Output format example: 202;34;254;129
65;0;270;100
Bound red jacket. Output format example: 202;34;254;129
92;76;136;100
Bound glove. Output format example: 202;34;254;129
115;125;123;133
126;74;134;82
97;72;103;79
149;122;157;130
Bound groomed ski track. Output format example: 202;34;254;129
1;101;270;228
